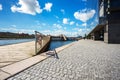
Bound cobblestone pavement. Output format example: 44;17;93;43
7;40;120;80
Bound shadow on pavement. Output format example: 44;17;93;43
45;49;59;59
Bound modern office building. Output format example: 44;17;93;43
88;0;120;43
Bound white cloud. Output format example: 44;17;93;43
76;22;88;27
70;21;75;25
74;8;96;22
82;23;87;27
42;30;51;34
73;28;85;36
73;28;79;31
90;22;94;26
64;27;67;30
73;28;82;32
11;25;17;28
61;9;65;14
42;23;46;26
39;23;80;37
44;3;53;12
51;29;75;37
40;27;85;37
53;24;62;29
73;27;88;36
78;29;83;32
63;18;69;24
11;0;42;15
0;4;2;11
76;23;81;27
63;18;75;25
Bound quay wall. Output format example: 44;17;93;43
0;36;51;67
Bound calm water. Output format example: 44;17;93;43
49;41;74;50
0;39;34;46
0;39;74;51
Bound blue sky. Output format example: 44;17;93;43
0;0;98;37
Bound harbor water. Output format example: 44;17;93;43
0;39;74;51
49;41;74;50
0;39;34;46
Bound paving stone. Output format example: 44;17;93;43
47;76;52;80
7;40;120;80
68;75;74;79
42;75;47;79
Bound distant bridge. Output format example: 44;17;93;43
51;34;67;41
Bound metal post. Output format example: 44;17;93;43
35;31;37;55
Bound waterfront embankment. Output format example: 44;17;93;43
0;37;72;68
0;41;35;68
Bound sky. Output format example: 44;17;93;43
0;0;99;37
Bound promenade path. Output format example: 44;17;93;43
7;40;120;80
0;41;35;68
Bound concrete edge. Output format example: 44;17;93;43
0;70;11;80
0;55;48;80
0;41;76;80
